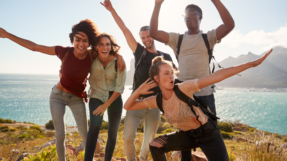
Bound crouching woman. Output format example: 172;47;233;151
124;49;272;161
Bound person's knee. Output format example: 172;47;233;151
56;134;66;143
123;135;135;144
149;140;163;148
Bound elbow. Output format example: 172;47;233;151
228;21;235;32
149;30;157;39
31;44;39;52
123;104;130;111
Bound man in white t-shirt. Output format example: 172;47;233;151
149;0;234;160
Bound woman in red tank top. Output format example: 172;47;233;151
0;20;125;161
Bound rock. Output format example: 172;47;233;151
281;143;287;149
12;149;20;155
0;158;4;161
66;145;77;155
171;151;181;161
75;142;85;153
16;153;33;161
232;127;244;131
48;139;56;145
237;137;248;143
94;140;101;154
31;146;39;150
38;142;51;152
171;151;207;161
100;152;105;157
192;151;208;161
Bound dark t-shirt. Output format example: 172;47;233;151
133;43;174;98
55;46;92;99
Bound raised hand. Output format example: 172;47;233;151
0;28;8;38
136;78;158;95
251;49;272;67
100;0;114;12
155;0;164;4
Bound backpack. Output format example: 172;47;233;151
176;34;222;74
156;84;219;123
59;48;94;73
132;49;165;91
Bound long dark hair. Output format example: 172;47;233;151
94;33;120;56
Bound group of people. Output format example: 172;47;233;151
0;0;272;161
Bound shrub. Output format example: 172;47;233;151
221;131;232;139
4;119;13;123
30;125;42;132
282;138;287;142
46;131;55;137
163;128;174;133
17;125;28;131
0;118;4;123
218;122;233;132
274;133;281;139
101;121;109;130
248;127;256;133
45;120;54;130
0;126;16;132
18;132;29;139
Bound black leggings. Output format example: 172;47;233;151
149;120;229;161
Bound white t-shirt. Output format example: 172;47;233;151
167;30;218;96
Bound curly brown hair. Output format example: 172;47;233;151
95;33;120;56
69;19;100;47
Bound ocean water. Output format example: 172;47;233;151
0;74;286;135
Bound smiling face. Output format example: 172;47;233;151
184;7;202;30
73;31;89;55
154;64;175;90
140;30;155;49
96;36;112;59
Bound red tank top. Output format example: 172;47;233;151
55;46;92;102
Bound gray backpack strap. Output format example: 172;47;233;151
59;48;71;73
135;49;147;71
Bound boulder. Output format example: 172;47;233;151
31;146;39;150
11;149;20;155
16;153;34;161
281;143;287;149
232;127;244;131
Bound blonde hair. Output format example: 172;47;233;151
149;56;178;81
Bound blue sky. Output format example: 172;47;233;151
1;0;287;74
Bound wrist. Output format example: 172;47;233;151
155;2;162;6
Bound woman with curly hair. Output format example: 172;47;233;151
0;19;125;161
84;33;126;161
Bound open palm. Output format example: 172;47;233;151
252;49;272;67
100;0;113;11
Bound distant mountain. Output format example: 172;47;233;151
215;46;287;88
125;59;135;85
125;46;287;88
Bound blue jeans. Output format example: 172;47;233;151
49;85;88;161
150;119;229;161
181;94;217;161
84;93;123;161
123;106;160;161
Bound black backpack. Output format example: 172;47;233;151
132;49;165;91
156;84;219;123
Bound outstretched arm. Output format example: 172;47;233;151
124;79;158;111
198;49;272;89
101;0;138;53
212;0;235;40
149;0;169;44
0;28;56;55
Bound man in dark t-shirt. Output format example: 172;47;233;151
101;1;176;161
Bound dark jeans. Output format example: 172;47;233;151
84;94;123;161
181;94;217;161
150;120;229;161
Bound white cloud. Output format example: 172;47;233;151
221;24;287;51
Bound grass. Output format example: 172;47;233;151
1;119;287;161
